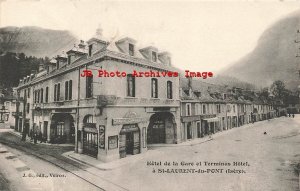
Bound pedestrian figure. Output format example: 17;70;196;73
264;132;267;135
33;132;37;144
288;113;291;117
29;129;33;142
292;114;295;118
39;131;43;143
21;131;26;141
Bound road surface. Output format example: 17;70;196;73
1;116;300;191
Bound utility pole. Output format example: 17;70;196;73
295;30;300;107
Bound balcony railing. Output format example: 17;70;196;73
97;95;180;107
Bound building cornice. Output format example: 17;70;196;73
17;50;176;90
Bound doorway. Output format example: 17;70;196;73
147;112;176;144
196;121;201;138
119;124;140;158
83;131;98;158
43;121;48;141
187;122;192;139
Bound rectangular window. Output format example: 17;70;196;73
233;105;236;113
186;103;191;116
167;81;173;99
40;89;43;103
203;105;206;114
28;88;30;98
227;105;231;112
88;44;93;57
34;90;36;103
45;87;49;103
195;104;199;115
69;80;72;100
86;76;93;98
151;78;158;98
127;74;135;97
27;103;30;113
37;90;40;103
129;44;134;56
217;104;221;113
57;83;60;101
152;51;157;62
65;81;69;100
68;55;71;65
54;84;57;101
56;61;59;70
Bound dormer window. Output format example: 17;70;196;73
194;92;201;98
184;90;190;96
129;43;134;56
152;51;157;62
56;61;59;70
89;44;93;57
68;55;71;65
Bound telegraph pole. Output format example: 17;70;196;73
295;29;300;109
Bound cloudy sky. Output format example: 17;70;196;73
1;0;299;73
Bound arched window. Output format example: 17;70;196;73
83;115;94;123
151;78;158;98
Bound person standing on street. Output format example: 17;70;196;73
29;129;33;142
33;131;37;144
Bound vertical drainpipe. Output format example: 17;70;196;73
76;66;81;153
23;90;27;133
237;102;239;127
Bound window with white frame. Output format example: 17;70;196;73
186;103;191;116
151;78;158;98
195;103;201;115
203;105;206;114
57;122;65;136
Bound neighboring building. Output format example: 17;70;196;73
0;95;17;128
14;29;279;163
16;30;180;162
4;99;17;128
180;79;225;141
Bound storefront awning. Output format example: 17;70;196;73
203;117;219;123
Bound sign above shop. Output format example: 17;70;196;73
112;117;147;125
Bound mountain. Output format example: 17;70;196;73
0;26;78;58
221;11;300;91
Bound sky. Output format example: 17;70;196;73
0;0;299;73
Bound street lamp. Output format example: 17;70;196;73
0;105;8;123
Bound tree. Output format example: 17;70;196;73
259;87;269;98
270;80;287;99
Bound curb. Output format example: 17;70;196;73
64;153;113;171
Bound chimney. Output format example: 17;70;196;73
187;77;193;89
78;40;86;49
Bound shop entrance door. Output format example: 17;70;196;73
187;122;192;139
196;122;201;138
126;132;134;155
83;131;98;158
43;121;48;141
119;124;140;158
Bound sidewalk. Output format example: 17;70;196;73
8;130;73;147
148;136;213;148
64;118;280;171
64;149;160;171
